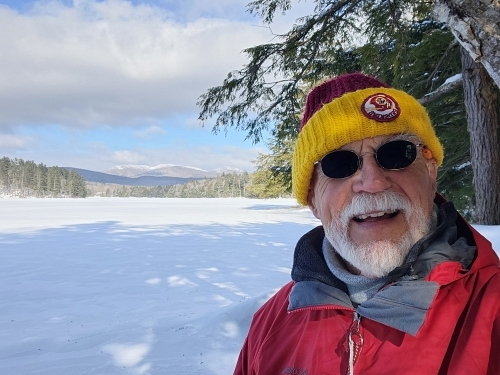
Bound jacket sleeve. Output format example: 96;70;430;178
491;315;500;371
485;266;500;375
233;336;252;375
487;309;500;373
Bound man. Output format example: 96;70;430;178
234;73;500;375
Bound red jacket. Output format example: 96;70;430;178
234;202;500;375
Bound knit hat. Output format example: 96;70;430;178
292;72;444;205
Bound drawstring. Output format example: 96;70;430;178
348;312;363;375
348;334;355;375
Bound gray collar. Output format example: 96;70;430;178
322;237;387;305
288;277;439;336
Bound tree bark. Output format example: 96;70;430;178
433;0;500;89
460;47;500;224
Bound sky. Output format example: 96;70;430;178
0;0;314;172
1;197;498;374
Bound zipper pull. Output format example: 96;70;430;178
347;312;363;375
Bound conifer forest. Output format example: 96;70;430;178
0;157;87;198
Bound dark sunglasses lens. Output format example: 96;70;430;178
321;150;359;178
377;140;417;170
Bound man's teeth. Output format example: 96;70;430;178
354;210;398;220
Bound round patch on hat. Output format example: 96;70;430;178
361;93;400;122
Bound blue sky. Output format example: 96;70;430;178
0;0;311;172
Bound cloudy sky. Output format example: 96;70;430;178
0;0;312;172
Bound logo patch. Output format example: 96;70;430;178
361;93;400;122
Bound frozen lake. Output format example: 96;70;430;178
0;198;319;375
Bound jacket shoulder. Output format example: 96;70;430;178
251;281;294;333
233;282;294;375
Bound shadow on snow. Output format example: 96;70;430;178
0;220;317;375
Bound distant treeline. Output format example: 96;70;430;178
88;172;253;198
1;155;294;199
0;157;87;198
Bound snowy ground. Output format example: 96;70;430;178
0;198;498;375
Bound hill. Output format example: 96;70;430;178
65;167;199;187
104;164;243;179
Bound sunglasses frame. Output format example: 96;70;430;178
318;140;425;179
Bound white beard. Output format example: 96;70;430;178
324;191;433;278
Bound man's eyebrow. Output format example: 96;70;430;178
387;133;420;143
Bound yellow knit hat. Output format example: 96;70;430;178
293;73;444;205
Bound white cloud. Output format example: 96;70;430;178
0;133;34;150
112;150;148;164
0;0;271;128
134;125;166;139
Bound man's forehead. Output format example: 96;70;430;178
337;134;400;151
337;133;422;151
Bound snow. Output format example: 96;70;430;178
454;161;471;171
444;73;462;85
0;198;498;375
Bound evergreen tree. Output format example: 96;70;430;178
0;157;10;189
37;163;48;195
24;161;37;193
247;136;294;198
0;157;87;198
198;0;477;216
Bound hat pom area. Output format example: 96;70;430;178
292;73;444;206
300;73;389;131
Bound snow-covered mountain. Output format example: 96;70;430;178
65;167;197;187
104;164;243;179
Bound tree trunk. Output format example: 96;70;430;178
461;47;500;224
433;0;500;89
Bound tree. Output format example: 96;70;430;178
198;0;500;222
247;169;292;198
198;0;451;140
198;0;371;144
24;161;37;194
37;163;48;195
460;48;500;223
68;170;87;198
433;0;500;89
0;157;87;198
432;0;500;223
247;135;295;198
0;157;11;190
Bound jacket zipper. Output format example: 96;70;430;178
347;312;363;375
289;305;362;373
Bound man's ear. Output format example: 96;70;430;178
307;167;321;220
422;147;438;186
426;157;438;193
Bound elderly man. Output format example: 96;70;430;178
234;73;500;375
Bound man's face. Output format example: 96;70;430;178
307;135;438;278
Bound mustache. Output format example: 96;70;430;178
339;191;412;224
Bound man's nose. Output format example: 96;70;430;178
351;154;391;193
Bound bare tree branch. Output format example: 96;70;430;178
424;39;459;88
418;75;463;104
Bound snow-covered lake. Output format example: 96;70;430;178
0;198;498;375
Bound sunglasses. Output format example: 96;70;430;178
319;140;424;179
